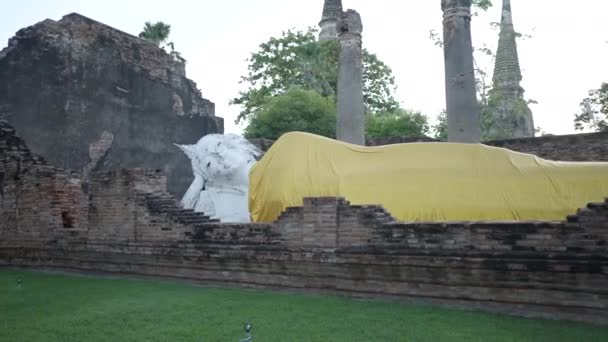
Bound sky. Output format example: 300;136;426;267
1;0;607;136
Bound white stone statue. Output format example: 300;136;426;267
176;134;262;222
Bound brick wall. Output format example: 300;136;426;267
2;193;607;323
486;131;608;161
2;120;608;324
250;131;608;162
0;120;88;242
0;13;223;197
88;170;142;241
369;132;608;162
277;198;396;248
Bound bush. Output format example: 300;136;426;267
244;87;336;140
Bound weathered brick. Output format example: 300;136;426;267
2;121;608;324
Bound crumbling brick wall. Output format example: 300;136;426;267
279;198;395;248
1;120;608;324
0;120;88;242
487;131;608;161
0;13;224;197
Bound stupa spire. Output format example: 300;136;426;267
492;0;522;93
486;0;535;139
319;0;343;41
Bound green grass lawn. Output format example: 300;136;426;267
0;269;607;341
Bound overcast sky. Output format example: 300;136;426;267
1;0;607;136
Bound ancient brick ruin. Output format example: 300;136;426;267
0;13;223;198
1;120;607;324
485;0;535;139
319;0;343;41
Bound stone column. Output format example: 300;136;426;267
337;10;365;146
441;0;481;143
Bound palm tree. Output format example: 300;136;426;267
138;21;171;46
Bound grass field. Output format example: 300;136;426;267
1;269;607;341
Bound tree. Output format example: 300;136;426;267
138;21;171;46
574;83;608;132
432;111;448;141
231;28;399;124
243;87;430;141
472;0;494;12
139;22;186;64
244;87;336;140
366;109;430;138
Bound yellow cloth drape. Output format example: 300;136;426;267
249;132;608;223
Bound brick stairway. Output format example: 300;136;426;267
352;204;397;225
567;198;608;223
143;192;220;226
276;197;397;226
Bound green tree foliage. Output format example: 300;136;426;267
139;22;186;63
574;83;608;132
433;111;448;141
231;28;399;124
244;87;430;141
243;87;336;140
138;21;171;46
366;109;430;138
472;0;493;12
